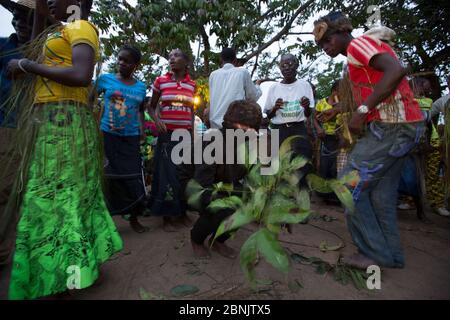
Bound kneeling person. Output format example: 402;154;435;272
188;100;262;259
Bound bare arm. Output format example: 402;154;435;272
147;90;166;134
23;44;95;87
347;53;409;134
363;53;408;110
313;113;324;137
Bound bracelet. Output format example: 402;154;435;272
18;59;29;74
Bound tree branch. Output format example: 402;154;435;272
242;0;316;61
199;24;211;76
288;32;314;35
251;53;259;78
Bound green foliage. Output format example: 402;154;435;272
290;252;370;290
92;1;448;96
170;284;200;297
307;174;355;213
308;61;344;100
186;138;354;285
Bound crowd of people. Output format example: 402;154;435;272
0;1;448;300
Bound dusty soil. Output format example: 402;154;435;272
1;196;450;300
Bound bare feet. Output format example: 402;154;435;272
129;216;149;233
192;241;211;259
341;253;377;270
211;241;237;259
163;217;178;232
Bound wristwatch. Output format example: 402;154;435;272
356;105;369;114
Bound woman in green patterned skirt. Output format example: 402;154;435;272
1;0;122;299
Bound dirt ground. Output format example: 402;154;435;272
1;195;450;300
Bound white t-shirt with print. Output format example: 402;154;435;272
263;79;315;125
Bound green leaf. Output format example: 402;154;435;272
186;179;205;209
256;229;290;274
214;207;254;240
278;184;295;198
268;212;310;225
212;182;234;194
139;287;150;300
247;164;263;186
170;285;199;297
349;269;364;291
139;288;165;300
207;196;243;212
329;180;355;213
289;156;308;171
279;136;299;156
252;187;267;218
319;240;344;252
306;174;333;193
339;170;360;186
315;261;332;275
270;194;295;211
239;233;258;283
296;189;310;211
283;172;300;187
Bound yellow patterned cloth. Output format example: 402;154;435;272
315;98;341;135
35;20;99;104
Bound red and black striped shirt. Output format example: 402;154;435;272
152;72;196;130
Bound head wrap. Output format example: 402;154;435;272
313;11;353;43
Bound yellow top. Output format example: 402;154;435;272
35;20;100;104
416;97;440;146
315;98;341;135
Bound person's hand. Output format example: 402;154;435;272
316;127;326;140
273;98;284;112
348;113;367;135
255;79;263;86
317;109;338;123
300;96;310;109
6;59;26;79
155;119;167;134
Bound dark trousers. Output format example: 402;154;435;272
149;131;187;217
318;134;339;200
191;208;234;244
319;134;339;179
271;121;313;186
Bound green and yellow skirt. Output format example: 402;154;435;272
4;102;123;300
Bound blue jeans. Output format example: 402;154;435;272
340;121;424;268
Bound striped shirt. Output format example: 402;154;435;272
152;72;196;130
346;35;423;124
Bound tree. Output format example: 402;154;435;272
91;0;317;84
92;1;448;97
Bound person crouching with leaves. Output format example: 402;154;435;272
185;100;262;259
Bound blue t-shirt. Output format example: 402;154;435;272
0;34;22;127
97;73;147;136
